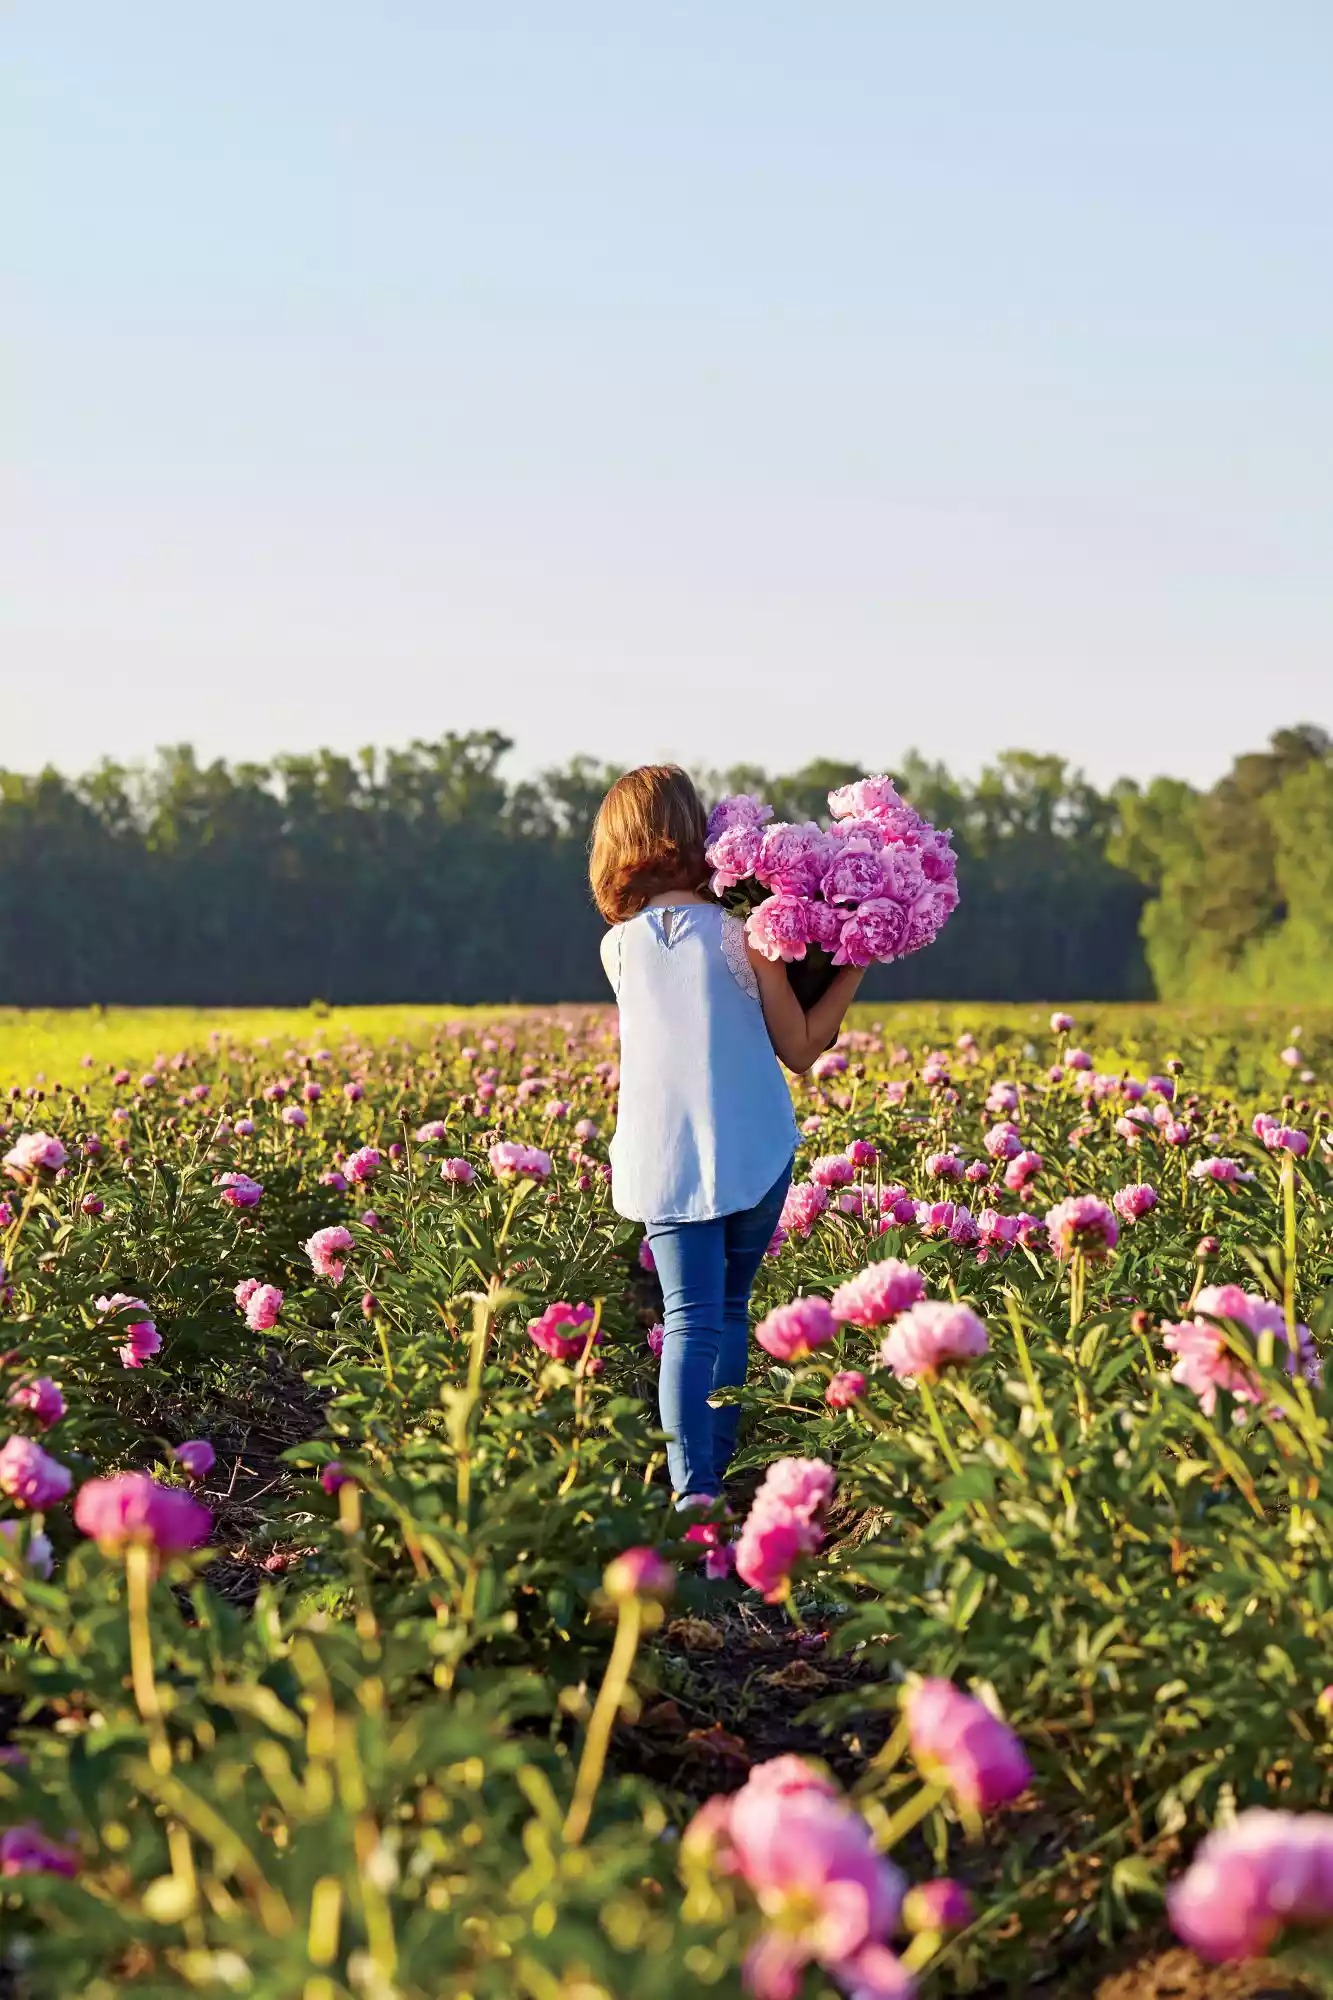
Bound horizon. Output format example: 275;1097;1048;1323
7;4;1332;792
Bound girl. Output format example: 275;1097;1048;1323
590;764;866;1506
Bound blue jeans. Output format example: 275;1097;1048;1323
646;1160;793;1503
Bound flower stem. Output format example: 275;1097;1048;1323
563;1596;643;1846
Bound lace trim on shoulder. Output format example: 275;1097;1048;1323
719;913;759;999
599;926;623;994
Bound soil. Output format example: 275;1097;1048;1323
1088;1947;1316;1999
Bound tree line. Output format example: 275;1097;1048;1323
1;725;1328;1005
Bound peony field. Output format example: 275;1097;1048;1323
0;1000;1331;1999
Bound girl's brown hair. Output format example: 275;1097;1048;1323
589;765;710;924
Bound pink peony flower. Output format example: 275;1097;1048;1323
821;846;889;907
1003;1150;1042;1192
904;1679;1031;1811
926;1151;965;1181
7;1377;65;1429
215;1172;263;1209
172;1439;215;1481
1064;1048;1093;1071
828;775;905;822
96;1292;161;1368
0;1824;79;1878
983;1122;1022;1161
846;1139;878;1169
805;898;848;953
706;821;763;893
755;1296;838;1361
1045;1195;1119;1261
830;1259;925;1328
1262;1123;1310;1157
985;1081;1019;1114
780;1181;830;1238
646;1322;665;1358
603;1546;673;1602
878;1185;918;1226
73;1473;211;1555
832;899;909;968
914;1200;964;1238
234;1278;260;1310
242;1283;283;1331
414;1121;449;1143
344;1146;381;1183
0;1435;72;1509
1112;1183;1158;1223
1189;1157;1253;1183
3;1131;67;1181
813;1051;849;1079
320;1462;350;1494
735;1458;834;1600
527;1300;600;1362
825;1371;867;1408
305;1225;354;1284
1050;1011;1075;1033
638;1236;656;1272
880;1301;988;1381
755;822;831;898
746;893;811;964
440;1157;476;1184
706;793;773;841
810;1154;856;1189
975;1209;1022;1261
1168;1810;1333;1963
488;1140;552;1181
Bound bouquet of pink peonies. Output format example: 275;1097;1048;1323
705;774;959;1007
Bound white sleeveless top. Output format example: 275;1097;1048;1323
600;904;798;1224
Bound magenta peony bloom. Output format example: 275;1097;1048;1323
215;1172;263;1209
812;1050;849;1078
74;1473;211;1556
810;1154;856;1189
80;1194;104;1216
746;893;811;963
172;1439;215;1481
488;1140;552;1181
821;845;889;906
7;1377;65;1429
830;1259;925;1329
3;1131;67;1182
1044;1195;1119;1261
825;1370;867;1408
0;1435;72;1509
0;1824;79;1878
344;1146;381;1183
735;1457;835;1600
320;1169;349;1192
846;1139;878;1169
1189;1157;1254;1183
902;1878;974;1934
305;1224;354;1284
706;793;773;841
1168;1810;1333;1963
1112;1183;1158;1223
440;1157;476;1184
780;1181;830;1238
320;1462;350;1495
880;1301;988;1381
281;1105;307;1128
878;1185;918;1226
755;822;831;898
706;821;763;893
982;1122;1022;1161
638;1236;656;1272
96;1292;161;1368
905;1679;1031;1811
755;1296;839;1360
1064;1048;1093;1071
527;1300;599;1361
1003;1150;1042;1192
646;1322;665;1358
832;898;909;967
242;1283;283;1331
603;1546;673;1602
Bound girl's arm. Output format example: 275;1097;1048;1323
749;951;867;1074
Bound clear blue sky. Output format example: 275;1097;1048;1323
6;2;1330;792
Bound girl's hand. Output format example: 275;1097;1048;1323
749;953;867;1074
